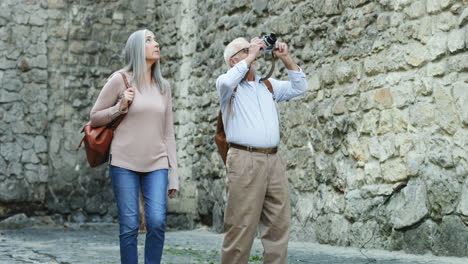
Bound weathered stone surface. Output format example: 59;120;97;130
316;214;350;246
426;33;448;61
386;182;429;229
369;134;396;162
409;102;434;128
433;215;468;257
447;28;466;52
0;213;32;229
401;219;438;254
424;165;460;218
344;190;383;221
457;179;468;217
381;158;408;183
453;81;468;125
434;86;460;134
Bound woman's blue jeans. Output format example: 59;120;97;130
110;166;168;264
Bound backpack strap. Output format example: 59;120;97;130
263;79;275;101
225;87;238;131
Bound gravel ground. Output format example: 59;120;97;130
0;223;467;264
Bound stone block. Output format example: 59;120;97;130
253;0;268;14
427;33;448;61
414;17;433;44
314;152;336;183
386;182;428;229
424;164;460;217
346;96;360;112
434;86;460;135
436;11;458;32
346;134;370;162
0;90;20;103
433;215;468;257
335;62;353;84
48;0;65;9
427;61;447;77
409;102;434;128
322;0;342;15
364;160;382;183
364;56;385;76
344;190;383;221
349;220;382;248
394;109;409;133
406;42;428;67
404;0;426;19
392;84;415;108
1;142;22;162
361;184;396;199
167;197;198;214
0;213;32;229
453;81;468;125
459;6;468;26
428;136;454;168
374;88;393;109
320;65;336;85
359;90;376;111
332;97;346;115
369;134;396;162
381;158;408;183
402;219;438;254
447;28;465;53
69;42;84;54
448;53;468;73
316;214;350;246
21;149;40;164
308;74;320;91
457;180;468;217
377;109;392;135
29;12;46;26
296;192;317;225
406;149;424;176
0;178;30;202
427;0;454;14
0;57;16;69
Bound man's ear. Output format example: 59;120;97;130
229;57;236;68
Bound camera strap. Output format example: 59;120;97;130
259;51;276;82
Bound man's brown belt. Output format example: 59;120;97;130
229;143;278;154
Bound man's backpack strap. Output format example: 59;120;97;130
215;87;237;165
264;79;273;94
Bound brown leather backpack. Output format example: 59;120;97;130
76;72;131;168
214;79;274;165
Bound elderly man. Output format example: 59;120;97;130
216;36;308;264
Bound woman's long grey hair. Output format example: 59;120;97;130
121;29;168;93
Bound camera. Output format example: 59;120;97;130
260;33;277;52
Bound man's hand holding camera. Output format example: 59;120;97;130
273;41;300;71
247;37;300;72
245;38;266;67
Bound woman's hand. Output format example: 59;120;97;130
168;189;177;198
119;87;135;111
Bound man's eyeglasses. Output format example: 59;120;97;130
230;48;249;58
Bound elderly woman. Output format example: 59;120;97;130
90;29;179;264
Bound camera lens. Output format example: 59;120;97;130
265;33;277;46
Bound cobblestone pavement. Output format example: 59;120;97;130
1;223;467;264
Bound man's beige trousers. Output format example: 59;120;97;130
221;148;290;264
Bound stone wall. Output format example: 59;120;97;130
0;0;467;257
